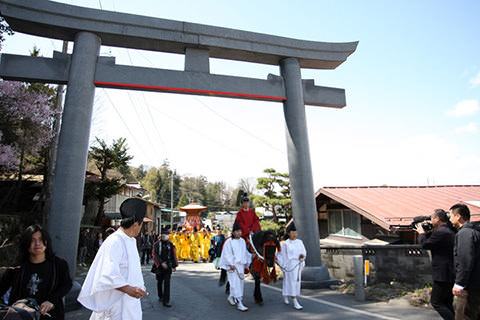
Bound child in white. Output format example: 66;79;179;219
218;222;252;312
276;222;306;310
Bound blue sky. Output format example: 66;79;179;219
2;0;479;189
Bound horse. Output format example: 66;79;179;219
218;230;280;305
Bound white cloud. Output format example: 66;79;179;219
469;71;480;88
311;134;480;187
455;122;478;134
446;100;479;117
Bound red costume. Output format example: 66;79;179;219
235;208;261;239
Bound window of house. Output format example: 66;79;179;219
328;209;361;238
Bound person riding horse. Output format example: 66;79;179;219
219;194;260;286
218;195;280;305
236;194;261;239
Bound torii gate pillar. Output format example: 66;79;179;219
47;31;101;279
281;58;335;288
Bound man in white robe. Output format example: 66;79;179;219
276;222;306;310
78;198;152;320
219;222;252;312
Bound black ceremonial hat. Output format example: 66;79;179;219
286;222;296;233
232;221;241;232
120;198;151;222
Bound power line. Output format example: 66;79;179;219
147;101;238;154
125;90;164;160
141;93;169;157
101;88;151;158
125;48;169;159
193;97;284;154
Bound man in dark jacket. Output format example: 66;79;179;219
141;230;153;265
153;228;178;307
418;209;456;320
449;203;480;320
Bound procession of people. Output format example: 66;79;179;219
74;194;307;318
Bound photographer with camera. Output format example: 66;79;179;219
417;209;456;320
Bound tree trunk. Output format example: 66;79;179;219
13;146;25;207
95;196;105;226
271;204;278;223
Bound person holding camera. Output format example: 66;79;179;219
417;209;456;320
153;228;178;307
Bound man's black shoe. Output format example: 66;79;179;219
163;303;172;308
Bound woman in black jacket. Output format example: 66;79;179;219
0;224;73;319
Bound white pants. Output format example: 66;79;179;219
282;266;302;297
227;267;245;300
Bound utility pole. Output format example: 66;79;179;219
170;171;174;229
44;40;68;226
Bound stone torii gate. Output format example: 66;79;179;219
0;0;357;288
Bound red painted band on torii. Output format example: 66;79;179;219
94;81;287;102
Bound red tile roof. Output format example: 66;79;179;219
315;185;480;230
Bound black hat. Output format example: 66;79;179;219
161;227;170;234
286;222;296;233
120;198;152;222
241;192;249;202
232;221;241;232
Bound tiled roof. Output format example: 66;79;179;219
315;185;480;230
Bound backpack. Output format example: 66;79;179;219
0;298;41;320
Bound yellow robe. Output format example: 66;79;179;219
201;233;212;261
179;233;190;260
171;233;179;253
190;232;201;262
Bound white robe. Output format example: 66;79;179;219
219;237;252;300
276;239;306;297
77;229;145;320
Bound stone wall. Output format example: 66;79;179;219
321;245;432;285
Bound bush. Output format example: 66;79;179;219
259;220;280;232
407;286;431;307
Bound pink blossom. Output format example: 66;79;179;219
0;79;57;168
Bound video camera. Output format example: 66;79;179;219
410;215;433;232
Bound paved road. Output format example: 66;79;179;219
67;262;439;320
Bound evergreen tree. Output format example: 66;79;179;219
88;137;133;226
250;168;291;223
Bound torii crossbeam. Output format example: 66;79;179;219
0;0;357;288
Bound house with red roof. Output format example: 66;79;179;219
315;185;480;245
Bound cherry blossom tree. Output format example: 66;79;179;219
0;80;56;179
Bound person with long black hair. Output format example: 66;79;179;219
0;224;73;319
